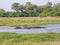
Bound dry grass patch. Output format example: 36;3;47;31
0;17;60;26
2;40;60;45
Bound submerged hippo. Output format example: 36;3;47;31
15;26;45;29
15;27;22;29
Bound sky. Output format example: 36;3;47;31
0;0;60;11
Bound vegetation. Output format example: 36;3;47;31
0;32;60;45
0;17;60;26
0;1;60;45
0;2;60;17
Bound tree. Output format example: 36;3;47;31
19;5;25;12
0;2;59;17
12;2;20;12
46;2;52;7
31;4;38;16
45;2;52;11
25;2;38;16
53;3;60;16
25;2;33;16
0;9;6;17
53;3;60;12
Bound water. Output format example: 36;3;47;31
0;24;60;33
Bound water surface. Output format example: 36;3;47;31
0;24;60;33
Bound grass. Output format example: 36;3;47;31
0;17;60;45
0;32;60;45
2;41;60;45
0;17;60;26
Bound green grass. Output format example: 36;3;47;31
0;17;60;26
0;32;60;45
1;32;60;42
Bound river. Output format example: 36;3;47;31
0;24;60;33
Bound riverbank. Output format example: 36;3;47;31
0;17;60;26
0;32;60;45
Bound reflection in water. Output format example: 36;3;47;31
0;24;60;33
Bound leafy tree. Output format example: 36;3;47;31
53;3;60;12
46;2;52;7
0;2;60;17
0;9;6;17
25;2;38;16
53;3;60;16
12;2;20;12
25;2;32;16
19;5;25;12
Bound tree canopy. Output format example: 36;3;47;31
0;2;60;17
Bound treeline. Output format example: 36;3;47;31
0;2;60;17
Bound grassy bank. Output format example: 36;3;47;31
0;17;60;26
0;32;60;45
